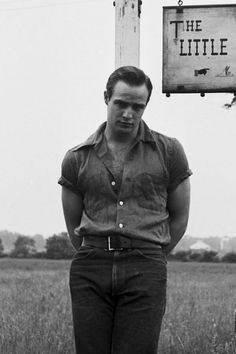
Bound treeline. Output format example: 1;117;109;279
0;232;76;259
168;250;236;263
1;235;236;262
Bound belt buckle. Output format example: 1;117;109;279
107;236;124;251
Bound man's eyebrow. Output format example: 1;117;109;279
114;99;127;103
114;99;145;107
133;103;146;108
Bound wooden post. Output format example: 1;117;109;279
114;0;141;68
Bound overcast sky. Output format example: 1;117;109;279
0;0;236;238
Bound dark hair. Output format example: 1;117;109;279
105;66;153;104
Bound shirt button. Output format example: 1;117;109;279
118;223;124;229
119;201;124;206
111;181;116;186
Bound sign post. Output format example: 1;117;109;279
114;0;141;68
163;4;236;95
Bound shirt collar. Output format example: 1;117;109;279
72;122;106;152
137;119;156;147
72;120;156;152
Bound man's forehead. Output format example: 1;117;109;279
112;80;149;100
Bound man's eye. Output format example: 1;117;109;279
133;105;143;111
117;101;127;108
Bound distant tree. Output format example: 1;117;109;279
0;238;4;257
189;252;202;262
221;252;236;263
33;251;47;259
11;236;37;258
200;251;219;263
173;250;191;262
45;232;75;259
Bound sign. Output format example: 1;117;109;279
163;4;236;94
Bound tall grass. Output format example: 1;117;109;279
159;262;236;354
0;259;74;354
1;259;236;354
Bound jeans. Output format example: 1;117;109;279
70;246;167;354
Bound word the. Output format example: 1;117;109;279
170;20;202;38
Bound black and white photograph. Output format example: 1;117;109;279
1;1;236;353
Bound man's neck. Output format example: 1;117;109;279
104;125;138;147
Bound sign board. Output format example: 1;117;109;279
163;4;236;94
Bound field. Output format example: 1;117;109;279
1;259;236;354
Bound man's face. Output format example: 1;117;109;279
105;81;149;137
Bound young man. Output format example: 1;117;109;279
58;66;192;354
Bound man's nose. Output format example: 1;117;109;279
123;107;133;119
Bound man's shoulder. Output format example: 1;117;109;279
70;135;95;153
68;122;106;153
149;127;178;151
146;125;186;166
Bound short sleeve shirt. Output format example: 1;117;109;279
58;120;192;245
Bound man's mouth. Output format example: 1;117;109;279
118;121;133;127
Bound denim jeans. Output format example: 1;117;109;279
70;246;167;354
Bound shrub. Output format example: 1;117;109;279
173;250;191;262
221;252;236;263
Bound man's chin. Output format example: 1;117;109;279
116;127;133;135
116;122;135;133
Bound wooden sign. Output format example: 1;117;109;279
163;4;236;94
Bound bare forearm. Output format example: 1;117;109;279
164;218;188;255
66;224;83;251
61;187;83;251
165;179;191;255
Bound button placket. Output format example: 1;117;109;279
117;197;125;229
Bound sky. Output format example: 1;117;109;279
0;0;236;239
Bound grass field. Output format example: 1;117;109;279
1;259;236;354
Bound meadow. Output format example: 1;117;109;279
0;259;236;354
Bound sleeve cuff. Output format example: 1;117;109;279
58;176;82;196
168;169;192;193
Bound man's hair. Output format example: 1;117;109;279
105;66;153;104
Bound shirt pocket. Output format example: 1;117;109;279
132;172;168;211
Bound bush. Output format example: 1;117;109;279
33;251;47;259
45;232;76;259
10;236;37;258
188;252;203;262
221;252;236;263
172;250;191;262
171;250;220;263
200;251;219;263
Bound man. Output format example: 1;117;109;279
58;66;192;354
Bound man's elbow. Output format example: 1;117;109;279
170;212;190;234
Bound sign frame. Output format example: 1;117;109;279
163;4;236;95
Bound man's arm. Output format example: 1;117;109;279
61;186;83;251
165;178;191;255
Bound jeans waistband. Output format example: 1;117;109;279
82;235;162;251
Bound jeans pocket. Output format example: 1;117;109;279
135;248;167;265
73;246;95;260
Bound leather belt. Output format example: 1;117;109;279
82;235;162;251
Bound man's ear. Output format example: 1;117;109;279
104;91;109;105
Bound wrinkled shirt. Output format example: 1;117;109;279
58;120;192;245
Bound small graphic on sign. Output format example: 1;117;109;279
216;66;233;77
194;68;210;77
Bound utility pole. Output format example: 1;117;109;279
113;0;141;68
